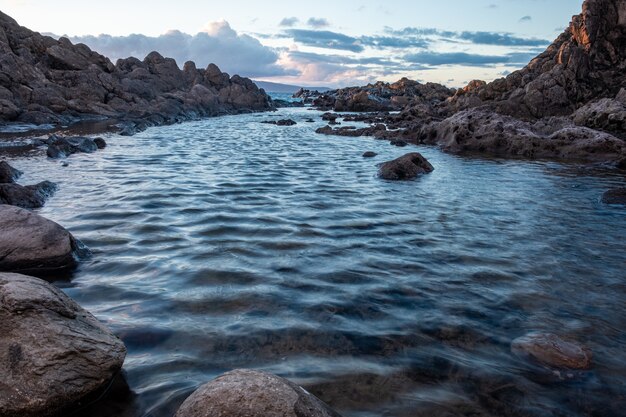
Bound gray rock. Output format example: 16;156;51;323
0;272;126;417
175;369;342;417
47;137;75;159
601;188;626;205
0;160;22;183
0;181;57;208
67;137;98;153
0;205;81;276
378;152;434;180
511;333;592;370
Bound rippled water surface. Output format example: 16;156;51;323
9;108;626;417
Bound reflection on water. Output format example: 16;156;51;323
10;108;626;417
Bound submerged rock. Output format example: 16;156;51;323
601;188;626;204
362;151;378;158
511;333;592;370
262;119;297;126
175;369;342;417
93;137;107;149
0;272;126;417
0;160;23;183
0;205;81;276
378;153;434;180
0;181;57;208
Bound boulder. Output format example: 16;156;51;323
378;152;434;180
0;181;57;208
0;272;126;417
0;160;22;183
47;137;75;159
362;151;378;158
511;333;592;370
390;140;408;147
0;205;81;276
93;137;107;149
175;369;342;417
601;188;626;204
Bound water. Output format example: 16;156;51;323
7;108;626;417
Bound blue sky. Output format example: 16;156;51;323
1;0;583;87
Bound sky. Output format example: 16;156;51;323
0;0;583;88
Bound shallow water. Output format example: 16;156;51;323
8;108;626;417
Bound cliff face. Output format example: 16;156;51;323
452;0;626;119
0;11;273;125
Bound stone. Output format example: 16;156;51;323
175;369;342;417
0;160;22;183
67;137;98;153
362;151;378;158
0;272;126;417
47;137;75;159
0;181;57;208
390;140;408;147
93;137;107;149
511;333;592;370
0;205;81;276
601;188;626;204
378;152;434;180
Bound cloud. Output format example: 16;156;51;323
519;15;532;22
284;29;364;52
307;17;330;28
385;27;549;47
67;21;291;78
279;17;299;27
403;51;539;66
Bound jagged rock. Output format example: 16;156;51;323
0;161;22;183
0;181;57;208
0;205;81;276
573;92;626;132
0;11;273;126
378;153;434;180
511;333;592;370
0;272;126;417
175;369;342;417
601;187;626;204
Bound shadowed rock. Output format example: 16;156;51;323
362;151;378;158
0;161;22;183
175;369;342;417
0;205;82;276
93;137;107;149
0;181;57;208
511;333;592;370
378;153;434;180
0;272;126;417
601;187;626;204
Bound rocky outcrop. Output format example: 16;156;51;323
451;0;626;120
0;11;273;126
0;272;126;417
0;181;57;208
0;205;82;276
511;333;592;370
601;187;626;204
378;153;434;180
0;160;22;183
175;369;342;417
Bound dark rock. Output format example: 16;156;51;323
0;181;57;208
262;119;297;126
0;161;22;183
511;333;592;370
93;137;107;149
0;272;126;417
321;112;339;121
47;137;74;159
362;151;378;158
67;137;98;153
0;204;81;276
378;152;434;180
273;99;304;108
601;188;626;204
175;369;342;417
390;140;408;147
617;158;626;169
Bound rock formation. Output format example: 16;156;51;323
0;11;273;127
378;153;434;180
175;369;342;417
0;272;126;417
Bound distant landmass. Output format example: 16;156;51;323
253;80;331;94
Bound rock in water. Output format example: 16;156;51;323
362;151;378;158
378;153;434;180
175;369;342;417
0;205;81;276
0;161;23;183
511;333;592;370
93;137;107;149
0;181;57;208
0;272;126;417
601;188;626;204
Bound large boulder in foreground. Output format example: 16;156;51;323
0;272;126;417
378;152;434;180
0;161;23;183
0;205;80;276
175;369;342;417
511;333;592;370
0;181;57;208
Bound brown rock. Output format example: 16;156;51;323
511;333;592;370
0;272;126;417
175;369;342;417
378;152;434;180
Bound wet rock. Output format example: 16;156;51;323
322;112;339;122
273;99;304;108
305;118;315;123
0;272;126;417
262;119;297;126
511;333;592;370
46;137;75;158
175;369;342;417
67;137;98;153
0;204;81;276
93;137;107;149
362;151;378;158
0;160;22;183
617;158;626;170
378;152;434;180
601;188;626;205
0;181;57;208
390;139;408;147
